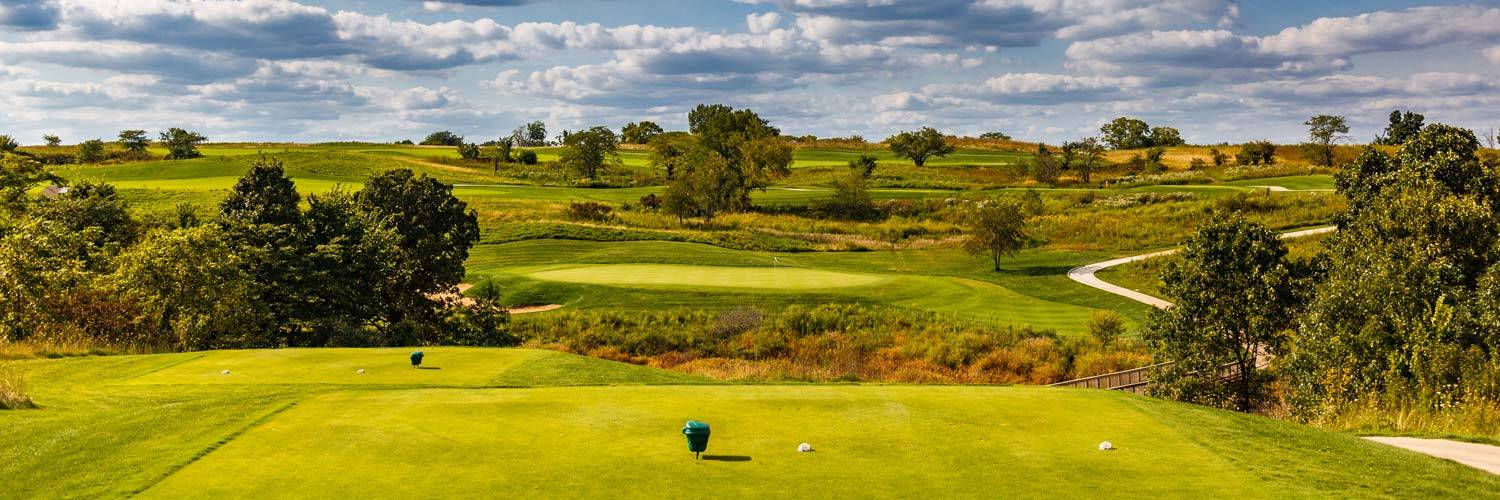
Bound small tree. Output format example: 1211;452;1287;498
487;137;513;173
1149;126;1185;147
886;127;954;167
118;130;150;154
1304;114;1348;167
1071;137;1103;183
517;150;538;165
0;135;17;154
1208;148;1229;167
159;128;206;160
963;199;1028;271
1087;310;1127;346
1031;151;1060;184
621;121;664;144
1236;141;1276;166
43;134;61;147
511;121;548;147
979;131;1011;140
220;156;301;226
1145;214;1293;412
559;126;620;180
1376;110;1424;145
421;131;463;146
848;154;878;178
77;139;105;163
457;143;481;160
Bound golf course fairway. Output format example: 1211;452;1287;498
5;349;1497;498
524;264;887;290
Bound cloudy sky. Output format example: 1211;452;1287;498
1;0;1497;145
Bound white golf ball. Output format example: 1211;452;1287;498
1099;441;1114;451
356;369;365;374
221;370;230;375
797;443;812;452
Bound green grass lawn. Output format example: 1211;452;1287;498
4;350;1495;498
1224;175;1336;191
524;264;889;290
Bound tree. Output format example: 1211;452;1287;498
118;130;150;154
1303;114;1348;167
1289;125;1500;419
848;154;878;178
1100;117;1152;149
962;199;1028;271
679;104;793;211
979;131;1011;140
457;142;481;160
220;157;302;226
33;181;139;249
663;142;738;222
357;169;480;325
0;135;19;154
0;218;104;341
1149;126;1185;147
1208;148;1229;167
1236;141;1277;166
1;153;56;216
107;225;269;349
621;121;664;144
1145;214;1294;412
559;126;620;180
517;150;538;165
421;131;464;146
1377;110;1424;145
1087;310;1126;346
1031;150;1060;184
886;127;955;167
159;128;206;160
487;137;513;173
43;134;61;147
1065;137;1103;183
649;132;694;179
511;121;548;147
77;139;105;163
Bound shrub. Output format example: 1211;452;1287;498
1188;158;1207;170
0;364;35;410
517;150;539;165
638;193;662;211
565;201;614;222
1236;141;1277;166
457;143;481;160
1086;310;1126;346
1209;148;1229;167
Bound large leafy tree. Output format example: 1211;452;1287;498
357;169;480;324
0;135;18;154
621;121;664;144
962;199;1028;271
886;127;954;167
660;104;792;218
220;157;301;226
107;224;267;349
1289;125;1500;418
32;181;139;249
1146;214;1296;412
77;139;105;163
1064;137;1104;183
1;153;57;216
159;128;206;160
43;134;61;147
1100;117;1152;149
560;126;620;180
662;142;738;222
421;131;464;146
117;130;150;154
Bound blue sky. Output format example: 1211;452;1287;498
1;0;1497;145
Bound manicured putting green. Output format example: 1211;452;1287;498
138;385;1497;498
525;264;887;290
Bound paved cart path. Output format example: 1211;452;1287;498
1364;437;1500;474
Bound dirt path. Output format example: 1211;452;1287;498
1065;226;1336;309
1364;437;1500;474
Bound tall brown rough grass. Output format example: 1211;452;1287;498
0;363;35;410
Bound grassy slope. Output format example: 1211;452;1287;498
3;350;1491;498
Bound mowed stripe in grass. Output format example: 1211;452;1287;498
524;264;888;290
119;348;709;387
138;385;1500;498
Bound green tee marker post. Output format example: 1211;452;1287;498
682;421;711;460
410;351;424;368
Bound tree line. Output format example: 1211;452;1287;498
0;153;506;350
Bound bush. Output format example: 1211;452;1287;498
1237;141;1277;166
517;150;539;165
1209;148;1229;167
638;193;662;211
0;364;35;410
1086;310;1126;345
565;201;614;222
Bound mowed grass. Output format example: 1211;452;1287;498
134;383;1499;498
1224;175;1336;191
524;264;888;290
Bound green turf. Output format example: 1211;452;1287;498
1223;175;1336;191
135;384;1498;498
524;264;888;290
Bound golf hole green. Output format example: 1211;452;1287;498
524;264;884;290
